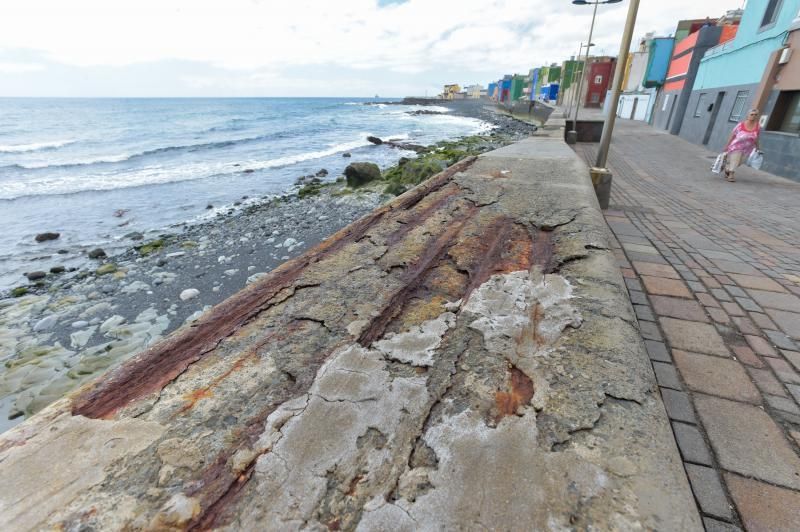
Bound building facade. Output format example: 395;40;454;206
677;1;800;181
651;25;726;134
616;35;676;123
443;84;461;100
585;58;615;107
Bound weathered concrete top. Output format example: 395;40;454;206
0;131;701;531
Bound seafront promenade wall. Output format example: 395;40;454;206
0;127;702;530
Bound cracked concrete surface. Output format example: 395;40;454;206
0;133;700;530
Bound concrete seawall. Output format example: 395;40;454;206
0;129;701;530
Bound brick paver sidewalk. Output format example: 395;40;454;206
574;120;800;531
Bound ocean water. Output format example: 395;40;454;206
0;98;490;290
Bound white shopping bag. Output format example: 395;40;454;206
747;149;764;170
711;153;726;174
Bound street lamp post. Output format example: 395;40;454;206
592;0;640;209
596;0;641;168
566;0;621;145
566;42;594;119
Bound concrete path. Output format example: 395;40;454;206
574;119;800;531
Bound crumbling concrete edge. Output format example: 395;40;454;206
0;130;703;531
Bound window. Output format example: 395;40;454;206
761;0;783;29
729;91;749;122
594;75;603;85
662;94;670;111
590;93;600;103
767;91;800;133
694;93;707;117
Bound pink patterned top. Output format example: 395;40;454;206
726;121;760;154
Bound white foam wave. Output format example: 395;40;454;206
245;137;372;170
17;153;132;169
0;134;385;199
0;139;76;153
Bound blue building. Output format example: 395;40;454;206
643;37;675;88
677;2;800;178
539;83;559;102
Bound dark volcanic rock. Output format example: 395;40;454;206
25;271;47;281
367;136;383;145
88;248;107;259
35;232;60;243
342;152;351;158
316;169;328;177
344;162;381;188
50;266;66;274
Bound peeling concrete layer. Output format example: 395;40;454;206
0;131;701;531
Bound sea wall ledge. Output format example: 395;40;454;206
0;129;701;530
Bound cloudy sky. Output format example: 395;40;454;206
1;0;744;97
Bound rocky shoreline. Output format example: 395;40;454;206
0;100;539;431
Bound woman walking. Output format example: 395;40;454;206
723;108;761;182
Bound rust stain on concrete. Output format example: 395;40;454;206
494;366;535;422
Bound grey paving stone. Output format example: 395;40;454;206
644;340;671;362
672;422;712;466
764;394;800;415
624;278;643;292
634;304;655;321
735;297;762;313
725;285;747;298
627;251;670;265
765;330;797;351
710;288;732;302
703;517;742;532
685;464;732;519
638;320;662;341
787;383;800;405
687;280;707;293
660;388;696;423
748;290;800;313
629;290;649;306
652;361;682;390
695;395;800;489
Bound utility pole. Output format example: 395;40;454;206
565;0;620;143
573;1;598;128
591;0;640;209
596;0;640;168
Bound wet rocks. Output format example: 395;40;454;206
49;266;66;274
367;136;383;145
342;152;351;158
88;248;107;259
25;271;47;281
96;264;117;276
315;169;328;177
33;314;58;332
179;288;199;301
35;232;60;242
345;162;381;188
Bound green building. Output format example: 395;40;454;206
510;74;528;101
560;60;583;92
547;65;562;83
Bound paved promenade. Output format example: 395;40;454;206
574;119;800;531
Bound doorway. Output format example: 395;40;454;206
703;92;725;145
